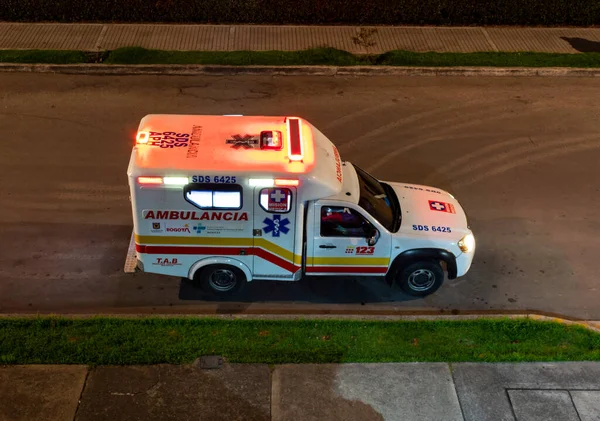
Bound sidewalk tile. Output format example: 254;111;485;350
486;28;600;53
75;364;270;421
508;390;579;421
570;391;600;421
272;363;462;421
452;362;600;421
0;23;103;51
0;365;88;421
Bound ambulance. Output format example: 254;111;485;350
125;114;475;297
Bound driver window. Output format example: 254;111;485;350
321;206;370;238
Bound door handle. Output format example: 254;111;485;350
319;245;337;249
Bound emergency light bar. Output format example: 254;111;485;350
249;178;300;187
137;176;188;185
275;179;300;187
286;118;304;162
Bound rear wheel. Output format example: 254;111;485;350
196;264;246;297
396;260;444;297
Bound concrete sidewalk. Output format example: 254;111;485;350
2;362;600;421
1;23;600;54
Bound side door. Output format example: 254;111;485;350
308;202;391;276
252;186;298;280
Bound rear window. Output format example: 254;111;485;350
184;183;243;210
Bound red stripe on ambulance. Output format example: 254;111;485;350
136;244;298;273
306;266;388;274
136;244;385;274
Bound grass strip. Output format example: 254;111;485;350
376;50;600;67
104;47;363;65
2;47;600;68
0;49;91;64
1;317;599;365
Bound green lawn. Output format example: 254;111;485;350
2;47;600;68
0;49;91;64
1;317;599;365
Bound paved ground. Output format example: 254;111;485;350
0;73;599;318
1;23;600;54
2;362;600;421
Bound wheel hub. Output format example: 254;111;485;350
407;269;435;291
209;269;236;292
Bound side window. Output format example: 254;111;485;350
184;183;242;210
321;206;371;237
259;188;292;213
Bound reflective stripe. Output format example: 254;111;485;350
136;234;302;265
136;243;298;273
135;235;390;274
135;234;252;247
306;266;388;274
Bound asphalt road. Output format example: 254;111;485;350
1;73;599;319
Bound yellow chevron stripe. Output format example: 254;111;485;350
254;238;303;265
135;235;386;267
135;234;302;264
135;234;253;247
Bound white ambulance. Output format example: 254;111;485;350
126;114;475;297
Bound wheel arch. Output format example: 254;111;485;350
386;248;458;283
188;257;253;282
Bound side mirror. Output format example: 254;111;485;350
367;228;379;246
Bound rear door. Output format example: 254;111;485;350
307;201;391;276
252;187;298;280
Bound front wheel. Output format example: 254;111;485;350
396;260;444;297
196;264;246;297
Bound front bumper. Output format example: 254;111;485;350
456;249;475;277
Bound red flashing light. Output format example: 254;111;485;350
138;176;163;185
275;179;300;187
136;131;149;144
286;118;304;161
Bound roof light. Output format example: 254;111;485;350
163;177;189;185
136;131;149;144
249;178;275;187
138;176;162;184
286;118;304;161
275;178;299;187
260;130;283;150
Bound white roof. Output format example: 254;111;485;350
127;114;344;200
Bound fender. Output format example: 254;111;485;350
386;248;458;283
188;257;253;282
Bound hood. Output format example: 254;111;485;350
386;181;470;238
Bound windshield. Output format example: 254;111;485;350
354;165;399;232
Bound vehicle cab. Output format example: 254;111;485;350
126;114;475;297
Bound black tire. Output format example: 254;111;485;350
396;260;444;297
196;264;246;297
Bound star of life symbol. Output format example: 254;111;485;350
263;215;290;237
226;134;258;149
430;202;445;211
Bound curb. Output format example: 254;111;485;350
1;63;600;77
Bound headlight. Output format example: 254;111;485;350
458;233;475;253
